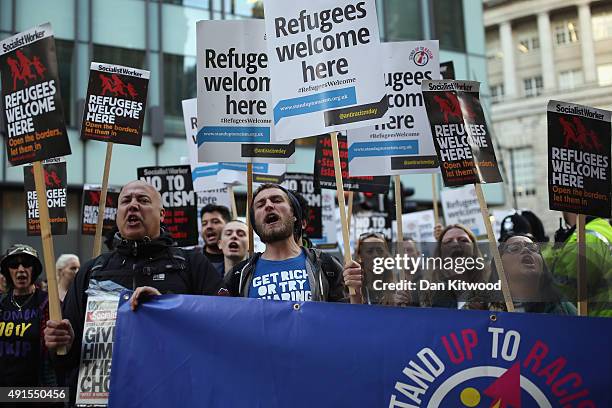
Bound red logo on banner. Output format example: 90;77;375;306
99;73;138;98
30;167;62;188
88;191;114;207
7;50;47;90
434;92;463;123
559;117;603;152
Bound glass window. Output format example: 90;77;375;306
554;21;579;45
231;0;263;18
433;0;466;52
93;44;146;70
518;36;539;53
598;64;612;86
382;0;422;41
56;40;74;126
512;147;536;197
523;76;543;97
593;11;612;40
164;53;196;133
491;84;504;103
558;69;583;90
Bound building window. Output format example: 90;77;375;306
511;147;537;197
593;11;612;40
432;0;466;52
517;36;539;53
598;64;612;86
93;45;146;70
164;53;196;133
523;76;543;97
491;84;504;103
56;40;74;126
555;21;579;45
558;69;584;90
382;0;422;41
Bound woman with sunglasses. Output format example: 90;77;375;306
466;234;576;315
0;244;57;391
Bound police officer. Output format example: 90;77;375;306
44;180;224;402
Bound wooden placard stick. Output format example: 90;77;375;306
432;174;440;225
229;185;238;219
330;132;356;296
394;175;403;243
93;142;113;258
347;191;354;233
576;214;588;316
474;183;514;312
247;163;254;256
33;161;67;355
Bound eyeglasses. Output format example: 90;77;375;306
6;258;34;269
500;242;540;255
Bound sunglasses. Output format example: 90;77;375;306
359;232;386;241
6;258;35;269
500;242;540;255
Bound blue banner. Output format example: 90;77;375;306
348;140;420;161
109;295;611;408
197;126;271;145
218;162;269;173
191;164;219;181
273;87;357;124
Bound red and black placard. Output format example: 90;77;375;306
0;23;71;166
422;80;502;187
81;62;150;145
81;184;120;235
137;165;199;246
23;158;67;236
314;134;390;194
547;100;611;217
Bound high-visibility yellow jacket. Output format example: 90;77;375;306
546;218;612;317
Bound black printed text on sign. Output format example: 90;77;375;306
314;134;390;194
422;80;502;187
81;184;120;235
23;158;67;236
547;101;611;218
81;63;149;145
137;165;199;246
0;23;71;165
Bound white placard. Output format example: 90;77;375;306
440;184;486;236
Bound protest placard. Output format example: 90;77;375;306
81;184;120;236
23;158;67;236
441;184;487;237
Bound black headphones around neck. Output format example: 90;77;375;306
249;185;303;239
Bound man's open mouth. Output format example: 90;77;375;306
127;214;142;226
228;242;240;250
264;213;280;225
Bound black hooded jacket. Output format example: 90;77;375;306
57;231;223;402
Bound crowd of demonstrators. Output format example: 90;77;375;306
55;254;80;303
0;177;608;400
43;180;224;405
224;184;351;303
200;204;232;277
0;245;57;393
218;220;249;278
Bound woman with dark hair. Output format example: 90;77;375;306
466;234;576;315
421;224;491;309
0;244;57;390
355;232;396;306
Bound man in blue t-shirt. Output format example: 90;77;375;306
225;183;363;304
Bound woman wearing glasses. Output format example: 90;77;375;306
466;234;576;315
0;244;57;390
